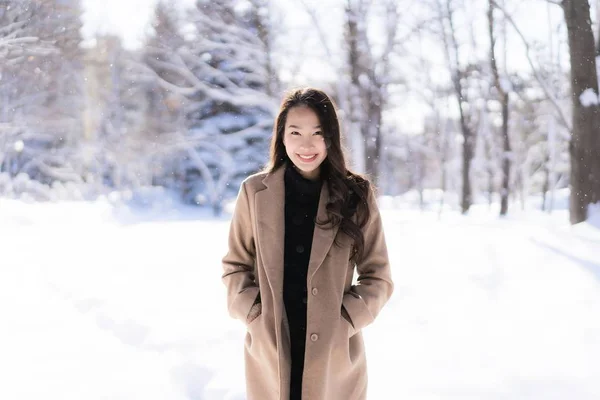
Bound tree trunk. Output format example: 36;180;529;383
596;0;600;56
439;161;447;216
488;0;512;216
438;118;448;217
541;160;550;211
459;116;474;214
344;0;388;184
364;87;383;185
500;95;511;214
562;0;600;223
438;0;474;214
345;2;367;174
488;166;494;208
548;116;558;212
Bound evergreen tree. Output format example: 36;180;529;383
0;0;84;187
142;0;276;212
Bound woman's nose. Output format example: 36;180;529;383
299;141;315;150
299;136;316;148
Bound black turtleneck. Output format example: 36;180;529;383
283;162;322;399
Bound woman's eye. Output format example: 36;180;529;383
290;131;299;135
314;131;323;135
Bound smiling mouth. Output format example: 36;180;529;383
297;154;318;161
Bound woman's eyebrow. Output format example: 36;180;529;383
288;124;321;129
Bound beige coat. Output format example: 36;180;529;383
222;164;394;400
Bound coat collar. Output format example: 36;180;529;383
255;163;339;296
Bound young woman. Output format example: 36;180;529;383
222;87;394;400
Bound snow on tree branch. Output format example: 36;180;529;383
579;88;599;107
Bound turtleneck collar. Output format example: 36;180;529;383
284;162;322;199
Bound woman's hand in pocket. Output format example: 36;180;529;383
341;305;353;328
247;302;262;325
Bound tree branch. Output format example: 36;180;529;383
491;0;571;132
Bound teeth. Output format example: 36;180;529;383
299;154;316;159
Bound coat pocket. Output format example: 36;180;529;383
341;306;357;338
246;307;262;328
340;315;356;338
245;292;262;327
245;311;263;350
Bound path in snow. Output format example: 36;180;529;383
1;200;599;399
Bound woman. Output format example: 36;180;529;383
221;87;394;400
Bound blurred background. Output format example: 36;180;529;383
1;0;599;399
0;0;598;221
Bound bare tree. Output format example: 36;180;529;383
435;0;477;213
411;26;457;215
561;0;600;223
297;0;405;186
344;0;401;185
344;0;369;175
488;0;512;216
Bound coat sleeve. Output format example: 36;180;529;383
222;181;260;324
342;185;394;332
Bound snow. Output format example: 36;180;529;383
1;193;600;400
588;203;600;230
13;140;24;153
579;88;599;107
499;77;513;93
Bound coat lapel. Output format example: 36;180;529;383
307;181;339;279
255;164;340;295
255;166;286;297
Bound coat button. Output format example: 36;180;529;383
310;333;319;342
311;287;318;296
296;245;305;253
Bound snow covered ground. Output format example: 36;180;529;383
1;193;599;400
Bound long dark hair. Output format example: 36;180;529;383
266;87;371;263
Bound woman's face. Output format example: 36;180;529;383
283;106;328;180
